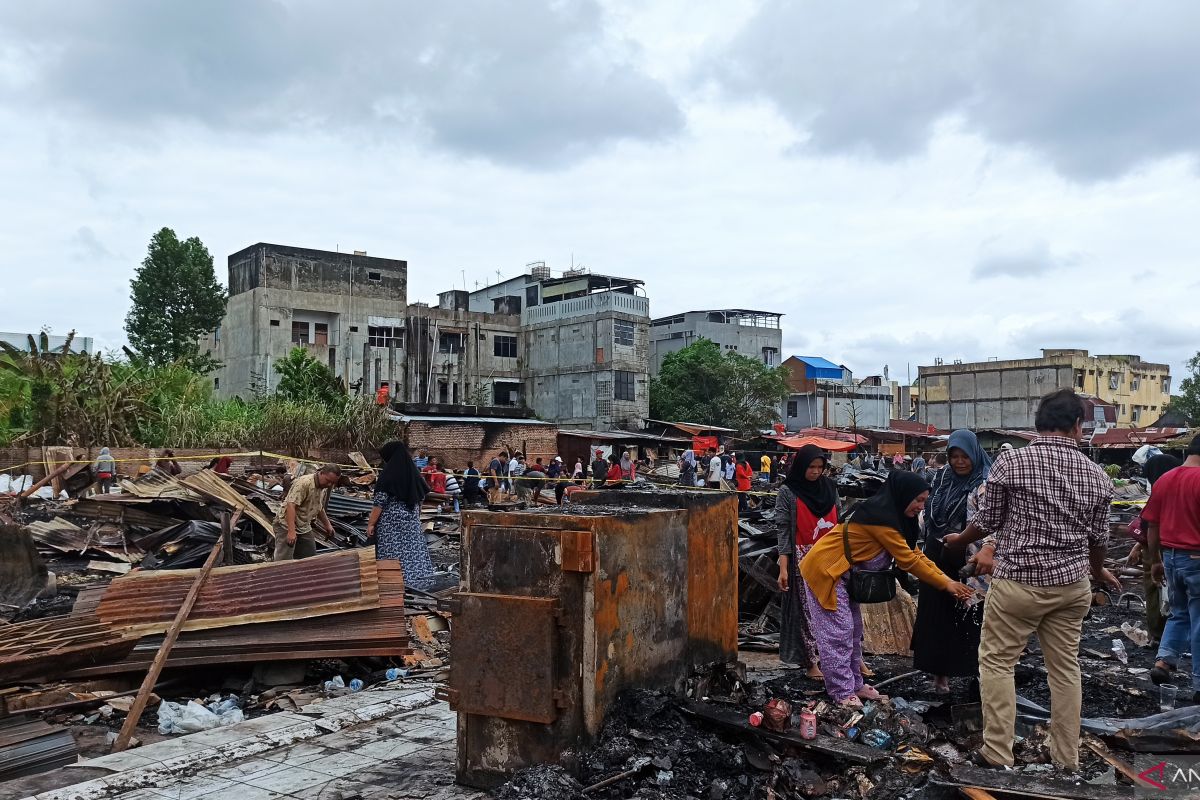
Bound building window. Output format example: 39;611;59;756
452;382;459;404
1132;406;1141;424
438;382;449;403
1163;377;1171;394
525;286;540;308
368;326;401;348
1131;375;1140;391
349;325;359;333
494;335;518;358
270;319;280;327
439;332;464;353
214;325;221;344
291;321;309;344
493;382;520;406
313;323;329;346
1075;370;1085;389
787;400;798;417
367;271;382;282
614;370;635;402
1109;372;1121;390
213;377;220;389
614;319;634;347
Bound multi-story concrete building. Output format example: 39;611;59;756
204;249;652;430
402;290;524;407
781;356;894;431
648;309;783;375
917;349;1172;430
200;243;408;397
471;265;650;429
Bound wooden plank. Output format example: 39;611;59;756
1084;738;1156;789
681;700;887;765
947;766;1131;800
958;789;998;800
112;532;225;752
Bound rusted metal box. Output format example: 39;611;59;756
442;496;738;789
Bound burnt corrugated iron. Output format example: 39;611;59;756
61;560;409;677
0;615;136;684
0;718;77;780
88;549;377;635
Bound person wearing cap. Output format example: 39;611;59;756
547;456;567;504
591;450;608;487
273;463;341;561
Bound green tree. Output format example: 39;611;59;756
274;347;346;411
125;228;226;371
1166;352;1200;425
649;339;789;434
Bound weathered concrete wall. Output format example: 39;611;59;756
403;421;559;468
648;312;782;375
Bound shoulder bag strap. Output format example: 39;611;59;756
840;511;856;567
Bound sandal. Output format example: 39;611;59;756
838;696;863;709
806;666;824;680
856;685;887;701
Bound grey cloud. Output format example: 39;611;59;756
715;1;1200;180
0;0;682;168
972;241;1082;280
70;226;112;260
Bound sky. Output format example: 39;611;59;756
2;0;1199;384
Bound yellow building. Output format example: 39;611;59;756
918;349;1171;430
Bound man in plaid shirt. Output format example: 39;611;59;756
946;389;1120;770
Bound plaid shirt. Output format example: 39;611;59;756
973;434;1111;586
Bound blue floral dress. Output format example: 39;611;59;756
373;490;435;590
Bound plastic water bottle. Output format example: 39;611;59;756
1111;639;1128;665
324;675;346;692
348;678;364;692
385;668;407;681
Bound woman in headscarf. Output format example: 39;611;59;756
1129;454;1182;658
619;450;635;482
800;471;974;706
94;447;116;494
910;430;993;693
366;441;436;591
678;450;697;487
775;445;840;679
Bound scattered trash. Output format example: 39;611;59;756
1111;638;1128;664
1121;622;1151;647
157;697;244;734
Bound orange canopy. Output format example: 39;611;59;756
775;436;858;452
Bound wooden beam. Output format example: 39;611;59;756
110;525;229;752
958;789;998;800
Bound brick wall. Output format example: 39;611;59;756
403;422;560;470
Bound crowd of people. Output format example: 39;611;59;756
770;388;1200;773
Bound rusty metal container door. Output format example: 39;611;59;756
446;516;592;789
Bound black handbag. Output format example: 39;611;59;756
841;517;897;604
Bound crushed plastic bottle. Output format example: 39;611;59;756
1111;639;1128;665
348;678;364;692
385;668;408;681
324;675;346;693
860;728;892;749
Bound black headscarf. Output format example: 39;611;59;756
376;440;428;507
783;444;838;517
851;471;930;547
1145;454;1182;487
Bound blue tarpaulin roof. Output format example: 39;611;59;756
793;356;844;379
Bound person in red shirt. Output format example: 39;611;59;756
775;444;839;679
735;456;755;510
1143;437;1200;700
605;454;624;485
375;382;390;406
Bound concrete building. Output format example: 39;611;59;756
469;265;651;430
781;356;894;431
648;309;783;375
401;290;524;407
200;243;407;397
917;349;1172;430
0;332;93;354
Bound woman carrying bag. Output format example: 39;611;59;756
800;471;974;706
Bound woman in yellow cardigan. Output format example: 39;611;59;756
800;471;974;706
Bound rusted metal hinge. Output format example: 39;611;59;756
435;686;459;708
560;530;595;573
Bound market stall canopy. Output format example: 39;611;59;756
775;436;857;452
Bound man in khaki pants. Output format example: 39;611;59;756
946;390;1121;770
273;464;341;560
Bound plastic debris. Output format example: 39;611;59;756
157;698;245;734
1111;639;1128;664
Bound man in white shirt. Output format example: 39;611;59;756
706;448;723;489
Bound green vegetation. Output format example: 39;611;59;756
1166;352;1200;425
649;338;789;434
0;335;393;453
125;228;226;372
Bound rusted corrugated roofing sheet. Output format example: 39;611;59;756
61;560;409;677
1090;427;1188;448
87;548;379;635
0;615;137;684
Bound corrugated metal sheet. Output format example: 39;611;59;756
0;718;77;780
61;559;409;677
0;615;137;683
89;549;378;635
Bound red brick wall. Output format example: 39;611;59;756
403;422;559;470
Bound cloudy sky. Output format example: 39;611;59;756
2;0;1199;383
